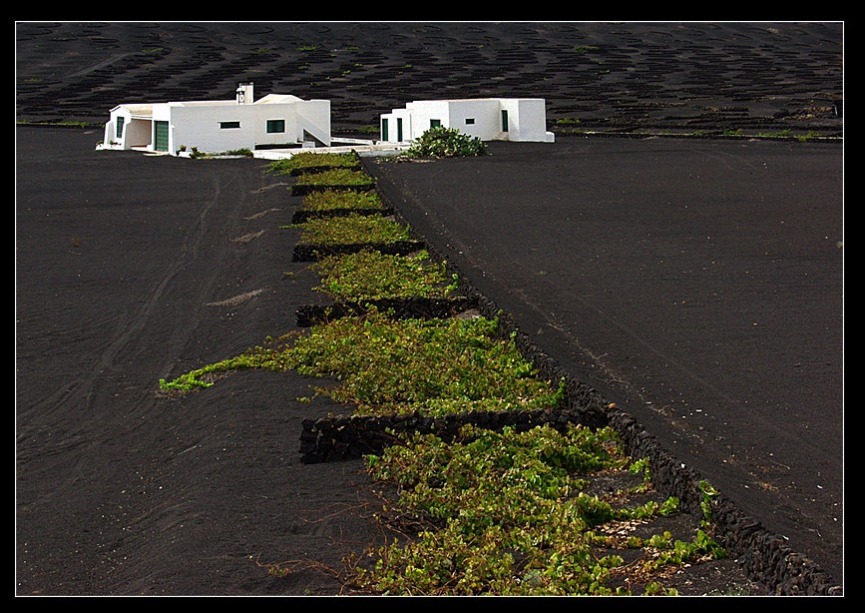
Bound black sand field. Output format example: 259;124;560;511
16;21;843;597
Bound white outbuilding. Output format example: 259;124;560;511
380;98;555;144
100;83;332;156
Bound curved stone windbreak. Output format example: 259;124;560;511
15;22;843;138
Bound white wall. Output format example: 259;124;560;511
103;95;334;155
104;108;131;148
380;98;554;144
501;98;554;142
292;99;331;146
166;103;257;154
446;99;501;141
166;99;332;153
252;108;300;148
405;101;450;140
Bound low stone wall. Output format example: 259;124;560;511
292;239;426;262
291;183;374;197
294;165;842;596
291;207;394;224
296;296;479;327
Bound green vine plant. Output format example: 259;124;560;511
294;168;376;188
310;249;459;302
159;161;734;596
266;152;360;175
334;423;727;596
288;214;413;246
160;309;564;418
298;189;384;213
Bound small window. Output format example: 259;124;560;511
430;119;441;128
465;118;475;125
116;116;125;139
220;121;241;129
267;119;285;134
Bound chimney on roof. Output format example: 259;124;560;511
236;82;254;105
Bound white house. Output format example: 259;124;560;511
100;83;331;156
380;98;555;144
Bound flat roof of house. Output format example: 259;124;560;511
116;103;154;117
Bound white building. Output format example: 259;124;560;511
380;98;555;144
100;83;331;156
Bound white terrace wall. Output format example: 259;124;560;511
290;99;331;147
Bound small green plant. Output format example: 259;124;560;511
406;126;488;159
266;152;360;175
698;480;719;524
291;214;411;246
757;129;792;138
311;249;458;302
299;189;383;213
295;168;375;188
223;148;253;157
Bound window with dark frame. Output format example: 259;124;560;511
267;119;285;133
465;118;475;125
220;121;241;129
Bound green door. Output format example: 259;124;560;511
501;110;509;132
382;118;389;141
397;118;403;142
154;121;169;152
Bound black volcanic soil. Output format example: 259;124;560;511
16;21;843;597
15;21;842;137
